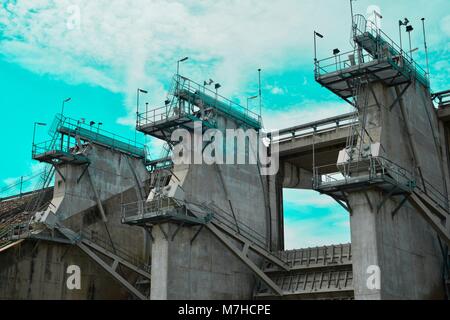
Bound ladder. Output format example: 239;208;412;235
150;143;172;195
0;121;63;251
342;76;369;177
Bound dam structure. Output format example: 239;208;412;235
1;12;450;300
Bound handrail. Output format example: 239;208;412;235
274;112;357;144
315;13;429;88
433;89;450;107
137;75;262;130
0;170;46;198
313;156;449;212
353;14;428;85
80;230;150;271
33;114;146;159
175;75;261;124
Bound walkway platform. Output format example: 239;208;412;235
137;75;261;140
121;199;212;226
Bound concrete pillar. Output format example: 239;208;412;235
149;115;272;299
349;81;446;299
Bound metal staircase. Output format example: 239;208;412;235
0;166;54;252
149;143;173;193
77;230;151;300
180;201;290;296
254;244;354;299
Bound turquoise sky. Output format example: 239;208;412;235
1;0;449;249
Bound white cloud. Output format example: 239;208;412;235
262;101;353;130
283;189;337;207
1;0;447;122
0;0;364;120
282;189;350;249
441;15;450;37
284;218;350;249
270;86;286;95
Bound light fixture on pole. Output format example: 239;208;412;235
214;83;221;102
350;0;357;37
421;18;430;82
258;68;262;118
177;57;189;76
399;18;409;55
203;79;214;93
136;88;148;118
374;10;383;29
333;48;341;70
314;31;324;63
136;88;148;142
33;122;47;149
314;32;324;76
61;98;71;116
406;24;414;59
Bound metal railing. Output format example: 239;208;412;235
34;114;146;159
315;14;429;88
314;156;449;212
313;156;415;190
79;230;150;272
0;170;46;200
121;197;182;222
274;112;357;144
204;202;268;249
137;75;262;130
433;89;450;108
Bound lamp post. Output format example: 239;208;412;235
350;0;357;37
406;25;414;60
33;122;47;153
333;48;341;71
399;18;409;56
136;88;148;142
421;18;430;81
214;83;221;107
214;83;221;96
314;31;324;63
258;68;262;118
61;98;71;116
177;57;189;76
314;31;324;75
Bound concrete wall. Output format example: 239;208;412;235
41;144;148;222
0;143;151;299
0;240;130;299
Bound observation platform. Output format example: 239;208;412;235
315;15;429;102
32;149;90;165
32;114;146;165
313;157;416;200
137;75;262;140
121;199;212;226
